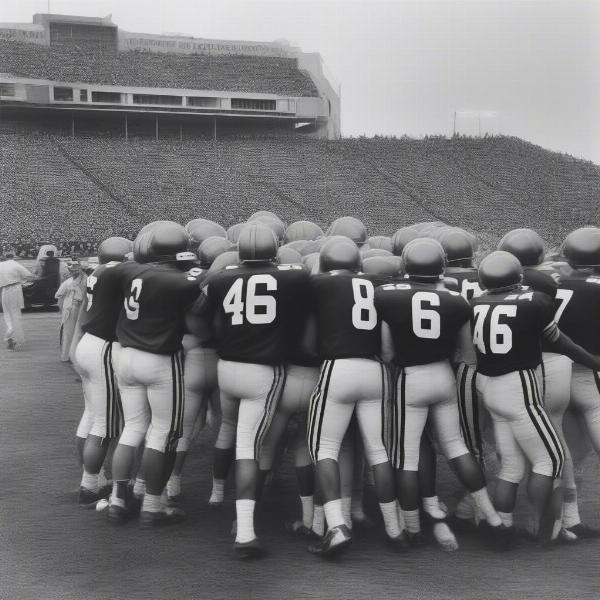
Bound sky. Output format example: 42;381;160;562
1;0;599;164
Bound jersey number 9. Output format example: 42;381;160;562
223;274;277;325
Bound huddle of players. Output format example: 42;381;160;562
73;211;600;559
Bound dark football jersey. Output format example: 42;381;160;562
310;271;381;360
522;267;558;300
195;263;309;365
471;286;556;376
116;262;201;355
444;267;484;301
555;270;600;354
80;261;124;341
375;281;470;367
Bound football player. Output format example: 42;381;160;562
108;223;200;527
553;227;600;535
306;237;403;556
192;222;309;558
74;236;132;506
472;250;600;542
375;238;507;548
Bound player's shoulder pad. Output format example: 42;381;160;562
378;282;411;291
277;264;304;271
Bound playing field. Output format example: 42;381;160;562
2;312;599;600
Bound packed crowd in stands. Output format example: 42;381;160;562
1;128;598;253
0;240;103;258
0;39;318;97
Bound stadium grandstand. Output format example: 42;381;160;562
0;13;599;256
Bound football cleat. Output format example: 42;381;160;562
107;502;131;524
285;520;318;538
479;521;517;551
497;228;545;267
139;506;186;529
78;487;103;508
432;522;459;552
351;513;375;531
402;238;446;279
566;523;600;539
478;251;522;291
308;525;352;556
233;537;265;559
387;530;411;552
405;530;428;548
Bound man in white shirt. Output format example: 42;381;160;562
0;250;35;350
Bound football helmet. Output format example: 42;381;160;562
137;220;181;237
277;246;303;264
134;222;190;264
391;227;420;256
284;220;324;244
478;251;523;290
282;240;309;254
402;238;446;279
198;236;235;268
186;218;227;246
361;255;402;278
319;238;361;273
361;248;393;258
497;228;545;266
366;236;393;252
238;222;278;263
562;227;600;268
227;222;245;243
440;228;474;264
249;210;284;226
249;216;286;242
302;252;320;273
208;250;240;274
326;216;368;246
98;237;133;264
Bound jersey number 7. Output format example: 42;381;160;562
223;274;277;325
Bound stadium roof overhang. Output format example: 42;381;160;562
0;102;329;124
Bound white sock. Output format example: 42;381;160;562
455;495;475;521
235;499;256;543
422;496;446;520
133;478;146;498
470;488;502;527
396;500;406;531
379;501;401;537
498;511;514;528
110;482;125;508
142;493;162;513
97;467;109;489
209;478;225;503
324;499;345;530
300;495;314;529
167;474;181;497
562;500;581;529
81;470;99;493
551;519;563;540
312;504;325;536
341;496;352;529
403;508;421;534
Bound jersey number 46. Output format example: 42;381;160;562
223;274;277;325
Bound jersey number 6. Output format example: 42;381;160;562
223;274;277;325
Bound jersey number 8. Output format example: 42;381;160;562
223;274;277;325
351;279;377;330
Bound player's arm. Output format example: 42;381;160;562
380;320;395;363
543;322;600;371
184;310;214;344
455;321;476;364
